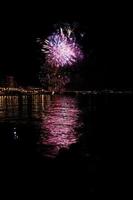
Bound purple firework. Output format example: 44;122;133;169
42;27;83;67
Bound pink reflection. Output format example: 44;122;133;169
39;96;82;157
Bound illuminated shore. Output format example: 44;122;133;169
0;87;48;95
0;87;132;96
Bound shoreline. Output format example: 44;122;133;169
0;90;132;96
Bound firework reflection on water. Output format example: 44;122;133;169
39;96;82;158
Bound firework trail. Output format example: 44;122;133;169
41;26;83;67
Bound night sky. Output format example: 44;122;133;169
0;2;131;89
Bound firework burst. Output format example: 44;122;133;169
41;26;83;67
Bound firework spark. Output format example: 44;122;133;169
41;27;83;67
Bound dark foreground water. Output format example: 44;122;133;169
0;93;132;194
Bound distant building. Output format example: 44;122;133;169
6;76;17;88
0;77;5;87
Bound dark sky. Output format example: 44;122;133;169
0;2;132;89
